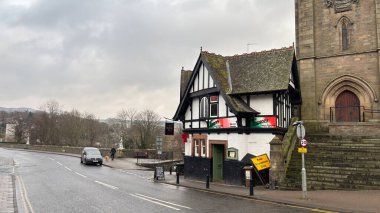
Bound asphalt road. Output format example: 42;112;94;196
0;148;315;213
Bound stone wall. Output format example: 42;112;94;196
296;0;380;122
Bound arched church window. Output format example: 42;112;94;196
342;20;349;50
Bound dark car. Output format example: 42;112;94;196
81;147;103;166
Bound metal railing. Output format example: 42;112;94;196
330;106;380;122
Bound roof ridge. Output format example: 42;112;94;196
226;46;293;59
201;46;293;60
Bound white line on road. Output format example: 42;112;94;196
130;194;181;211
64;166;72;171
49;158;55;161
75;172;87;178
94;180;118;190
56;162;63;166
135;193;192;209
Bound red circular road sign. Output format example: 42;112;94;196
300;139;308;147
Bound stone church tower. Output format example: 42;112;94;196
296;0;380;129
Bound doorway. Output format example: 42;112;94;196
212;144;224;181
335;90;360;122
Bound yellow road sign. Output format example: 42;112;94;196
298;147;308;153
251;154;271;171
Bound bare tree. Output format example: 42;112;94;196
134;109;160;149
116;108;138;149
39;100;61;145
83;113;99;146
59;109;82;146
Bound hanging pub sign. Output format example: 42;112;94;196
181;133;189;143
250;116;277;128
165;121;174;135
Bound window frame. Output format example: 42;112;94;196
201;139;206;157
200;97;209;119
209;95;219;117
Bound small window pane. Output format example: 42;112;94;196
194;140;200;157
200;97;209;118
210;103;218;117
201;140;206;156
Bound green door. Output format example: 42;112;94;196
212;145;224;181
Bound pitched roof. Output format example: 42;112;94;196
201;52;258;114
227;47;294;94
173;46;298;120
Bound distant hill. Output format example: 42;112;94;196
0;107;37;113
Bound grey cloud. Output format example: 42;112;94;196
0;0;295;118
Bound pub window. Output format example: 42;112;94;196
210;95;218;117
194;139;200;157
201;139;206;157
200;97;209;118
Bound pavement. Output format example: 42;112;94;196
103;158;380;213
0;157;16;213
1;148;380;213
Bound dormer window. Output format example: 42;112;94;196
200;97;209;118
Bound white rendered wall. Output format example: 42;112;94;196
250;95;273;115
192;98;199;128
219;95;227;117
184;134;192;156
202;133;274;160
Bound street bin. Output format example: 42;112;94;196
243;166;254;187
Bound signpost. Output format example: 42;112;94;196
294;121;307;199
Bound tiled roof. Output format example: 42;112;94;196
227;47;294;94
173;46;297;119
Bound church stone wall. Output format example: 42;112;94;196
296;0;380;123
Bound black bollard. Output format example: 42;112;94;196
176;172;179;184
170;166;172;175
206;175;210;189
154;169;157;181
250;176;254;196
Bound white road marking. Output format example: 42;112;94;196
130;194;181;211
56;162;63;166
94;180;118;190
17;176;35;213
75;172;87;178
135;193;192;209
64;166;72;171
49;158;55;161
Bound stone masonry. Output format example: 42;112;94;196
296;0;380;124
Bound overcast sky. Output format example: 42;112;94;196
0;0;295;119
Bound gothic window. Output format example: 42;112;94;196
342;20;349;50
